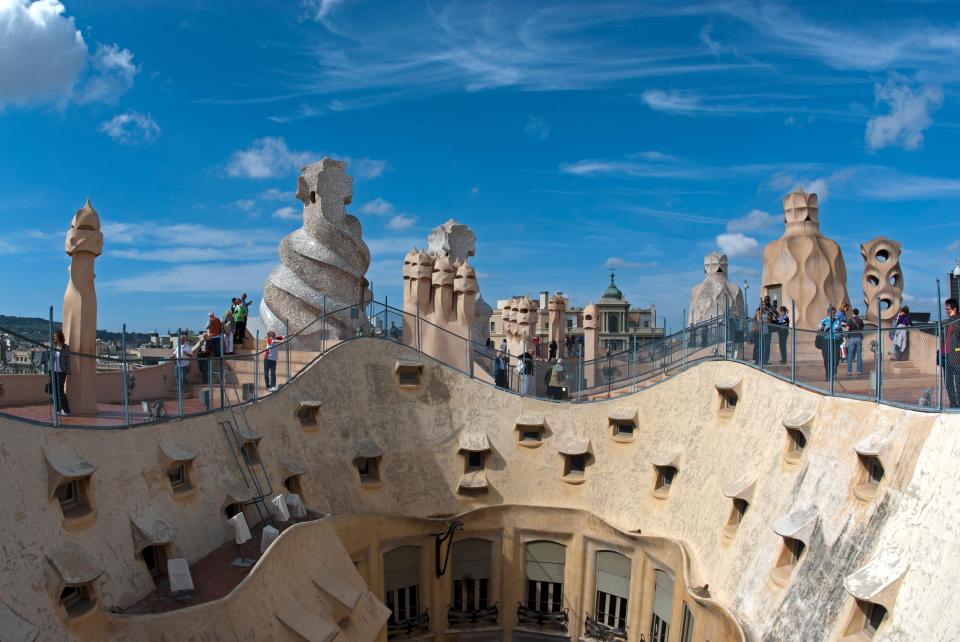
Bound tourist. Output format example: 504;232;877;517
499;338;508;357
775;306;790;363
52;330;71;416
173;334;192;384
222;308;235;355
844;308;865;376
889;306;912;361
533;335;541;359
207;312;222;358
943;299;960;407
494;350;508;389
232;297;247;346
195;332;212;379
817;306;843;380
549;339;558;360
519;351;535;396
264;330;284;391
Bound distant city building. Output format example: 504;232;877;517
489;273;663;353
950;262;960;303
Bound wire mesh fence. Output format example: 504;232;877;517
3;299;960;429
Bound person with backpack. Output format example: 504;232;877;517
264;330;284;391
233;297;248;347
52;330;71;416
844;308;865;376
817;306;843;381
519;351;535;396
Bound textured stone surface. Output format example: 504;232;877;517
63;199;103;415
425;219;492;346
688;252;745;325
500;296;538;356
762;189;850;329
860;237;904;325
260;158;370;341
401;247;479;371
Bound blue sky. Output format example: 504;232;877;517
3;0;960;333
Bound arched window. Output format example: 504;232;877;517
595;551;631;632
650;569;674;642
383;546;421;625
452;539;492;613
608;314;620;334
525;541;565;614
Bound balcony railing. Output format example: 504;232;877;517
387;610;430;638
517;603;569;631
447;602;499;627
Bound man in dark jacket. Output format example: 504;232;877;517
944;298;960;407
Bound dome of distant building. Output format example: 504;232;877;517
600;271;624;302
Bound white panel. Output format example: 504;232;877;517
384;546;420;591
525;541;565;584
597;551;631;598
653;570;674;625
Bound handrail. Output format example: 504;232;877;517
2;298;958;429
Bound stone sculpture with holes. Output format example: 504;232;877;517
860;237;904;326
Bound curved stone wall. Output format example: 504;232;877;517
0;338;954;640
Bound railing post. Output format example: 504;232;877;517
828;317;835;396
48;306;58;428
681;309;686;371
121;324;130;427
218;327;225;407
759;314;765;372
791;301;797;384
937;278;944;411
723;296;729;361
416;303;422;353
254;329;260;401
176;326;184;418
876;297;883;404
284;318;291;385
321;295;327;355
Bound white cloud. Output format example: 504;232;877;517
0;239;24;255
308;0;346;20
272;206;300;220
0;1;136;108
359;197;394;215
98;110;159;144
75;43;137;105
259;187;291;201
716;232;760;258
605;257;658;269
865;75;943;151
366;237;421;254
386;214;416;230
226;137;313;179
640;89;703;115
349;157;388;179
726;209;778;233
229;199;257;212
103;261;277;293
524;115;551;140
101;221;280;254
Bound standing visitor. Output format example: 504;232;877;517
943;299;960;407
817;306;843;380
222;308;235;355
207;312;222;358
889;306;912;361
499;338;507;355
494;351;508;389
264;330;284;391
232;297;246;346
775;306;790;363
52;330;71;416
844;308;865;376
533;335;542;360
195;332;212;379
520;351;535;396
173;334;192;384
549;339;558;360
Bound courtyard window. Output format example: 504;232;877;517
384;546;424;635
451;539;493;618
524;541;566;619
594;551;630;634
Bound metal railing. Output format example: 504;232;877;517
3;298;960;429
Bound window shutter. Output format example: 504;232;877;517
384;546;420;591
596;551;631;598
525;541;565;584
653;569;674;624
453;539;492;581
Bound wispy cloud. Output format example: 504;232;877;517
359;197;394;215
716;232;760;258
272;206;300;220
524;115;551;140
865;74;943;151
103;261;277;293
605;257;658;269
98;110;159;144
386;214;416;230
224;136;388;181
726;209;779;233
